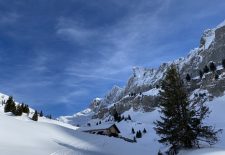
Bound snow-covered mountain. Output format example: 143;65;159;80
0;93;157;155
59;20;225;127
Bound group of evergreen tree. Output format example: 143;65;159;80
4;97;30;116
186;61;218;82
46;114;52;119
96;121;101;125
3;96;50;122
131;128;146;139
129;92;136;97
198;61;222;80
155;65;221;152
136;130;142;138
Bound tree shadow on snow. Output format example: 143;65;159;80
54;140;111;155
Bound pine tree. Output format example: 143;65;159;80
22;104;30;114
154;65;220;150
199;70;203;79
40;111;43;117
32;110;38;121
203;65;209;73
4;96;16;114
139;130;142;138
4;97;13;112
209;62;216;72
133;136;137;143
143;128;147;133
222;59;225;69
132;128;135;134
136;131;139;138
113;110;121;122
121;115;124;120
15;104;23;116
186;74;191;82
46;114;52;119
215;74;219;80
157;150;163;155
127;115;131;120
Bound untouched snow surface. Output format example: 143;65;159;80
0;104;150;155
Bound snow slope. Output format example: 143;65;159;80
0;103;151;155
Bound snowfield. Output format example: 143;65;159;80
0;104;150;155
0;92;225;155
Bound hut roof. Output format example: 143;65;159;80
81;123;120;133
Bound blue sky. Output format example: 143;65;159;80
0;0;225;117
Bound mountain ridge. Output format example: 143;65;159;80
58;20;225;126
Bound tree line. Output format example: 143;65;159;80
3;96;51;121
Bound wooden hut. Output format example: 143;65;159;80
83;124;120;137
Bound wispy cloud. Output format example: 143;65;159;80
56;0;173;82
56;18;99;45
58;89;89;104
0;12;20;25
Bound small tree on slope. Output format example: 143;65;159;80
32;110;38;121
4;96;16;113
154;65;221;151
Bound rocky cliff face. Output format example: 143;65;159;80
58;20;225;126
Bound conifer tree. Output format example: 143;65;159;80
186;74;191;82
215;74;219;80
203;65;209;73
46;114;52;119
132;128;135;134
40;111;43;117
22;104;30;114
4;96;16;114
133;136;137;143
139;130;142;138
154;65;220;150
113;110;121;122
121;115;124;120
15;104;23;116
222;59;225;69
209;62;216;72
158;150;163;155
127;115;131;120
143;128;147;133
4;97;12;113
136;131;139;138
199;70;203;79
32;110;38;121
